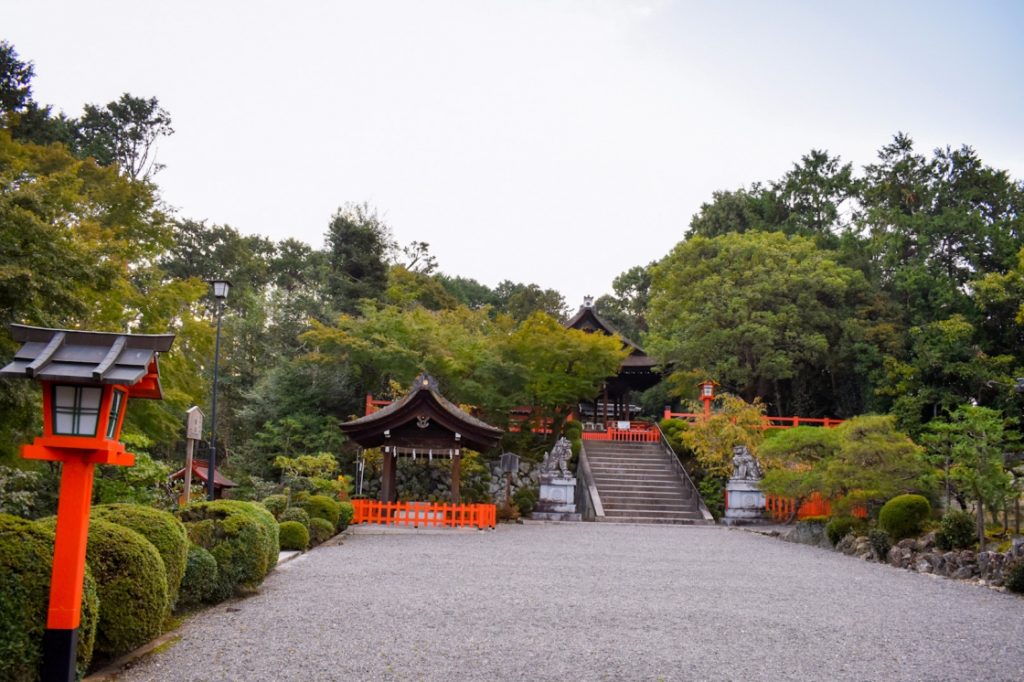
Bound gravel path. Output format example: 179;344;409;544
114;522;1024;682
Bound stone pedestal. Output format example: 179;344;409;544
723;479;767;525
531;475;580;522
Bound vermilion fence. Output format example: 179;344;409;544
581;424;660;442
351;499;496;529
663;411;843;429
762;492;868;522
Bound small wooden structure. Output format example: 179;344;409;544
340;374;503;505
170;458;238;499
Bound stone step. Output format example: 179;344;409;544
592;475;681;485
603;501;694;512
600;492;692;504
602;508;704;519
595;515;705;525
595;482;687;492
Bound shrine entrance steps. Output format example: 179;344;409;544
584;441;709;524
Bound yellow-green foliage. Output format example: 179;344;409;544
178;543;218;607
308;517;335;546
217;500;279;572
302;495;341;528
260;494;287;518
337;501;354;530
0;514;99;680
274;453;338;478
677;394;766;477
278;521;309;551
178;501;274;602
279;506;311;528
92;503;188;610
77;519;167;657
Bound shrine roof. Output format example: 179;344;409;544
341;374;503;451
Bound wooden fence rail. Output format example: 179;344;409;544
762;492;867;522
351;499;496;529
663;411;843;429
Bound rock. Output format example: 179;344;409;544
915;533;936;552
897;538;916;550
959;549;976;565
977;552;992;578
857;551;873;562
915;560;933;573
952;566;975;580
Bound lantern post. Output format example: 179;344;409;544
698;379;718;419
206;279;230;501
0;325;174;682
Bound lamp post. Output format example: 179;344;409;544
207;279;230;501
0;325;174;682
698;379;718;419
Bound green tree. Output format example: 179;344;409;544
493;280;567;322
594;264;653;341
324;203;394;314
922;405;1016;544
74;94;174;180
646;231;868;416
678;394;766;478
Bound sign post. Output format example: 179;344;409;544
182;406;204;505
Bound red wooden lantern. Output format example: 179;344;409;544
1;325;174;682
698;379;718;418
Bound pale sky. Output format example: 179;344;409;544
5;1;1023;308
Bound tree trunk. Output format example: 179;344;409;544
976;499;985;548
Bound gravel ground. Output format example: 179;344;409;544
113;522;1024;682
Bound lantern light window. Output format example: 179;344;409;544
106;388;126;439
53;385;103;437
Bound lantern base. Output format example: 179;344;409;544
41;627;78;682
21;438;134;466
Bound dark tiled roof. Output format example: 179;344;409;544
1;324;174;395
169;460;238;487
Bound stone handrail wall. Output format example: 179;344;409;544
655;423;715;523
575;444;604;521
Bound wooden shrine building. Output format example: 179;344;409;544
565;297;661;423
340;374;503;504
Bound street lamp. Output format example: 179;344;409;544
207;279;230;501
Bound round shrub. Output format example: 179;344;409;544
878;494;931;540
935;510;976;550
0;514;99;680
260;494;287;518
826;517;859;546
178;543;219;607
279;521;309;551
210;500;279;574
1005;559;1024;594
513;487;538;516
178;501;272;602
80;519;168;657
92;503;188;610
279;507;311;528
302;494;341;528
308;517;335;546
337;501;354;531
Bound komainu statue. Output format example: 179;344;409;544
540;437;572;478
730;444;763;481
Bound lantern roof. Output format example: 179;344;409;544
0;324;175;399
341;373;503;452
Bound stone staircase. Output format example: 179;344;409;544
583;440;710;524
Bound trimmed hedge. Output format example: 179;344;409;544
178;543;219;607
279;521;309;551
178;501;274;602
308;517;335;546
337;501;354;531
92;503;188;610
279;507;311;528
260;494;287;519
825;517;860;546
0;514;99;680
878;494;931;541
1006;559;1024;594
77;519;167;657
302;495;341;528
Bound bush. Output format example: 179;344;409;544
178;501;273;602
825;517;860;546
868;528;891;560
0;514;99;680
279;521;309;551
178;544;219;607
497;502;521;522
513;487;538;516
216;500;279;573
79;519;167;657
337;501;354;530
92;503;188;610
878;494;931;540
935;510;976;550
302;494;341;528
308;517;335;546
260;494;288;519
279;507;311;528
1005;559;1024;594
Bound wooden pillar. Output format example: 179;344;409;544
381;450;396;502
451;453;461;504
